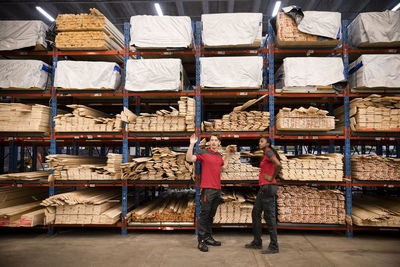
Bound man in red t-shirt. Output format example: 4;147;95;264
186;133;232;252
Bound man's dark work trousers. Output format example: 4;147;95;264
198;188;221;241
251;184;278;249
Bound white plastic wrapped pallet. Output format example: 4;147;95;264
200;56;263;88
276;57;345;89
201;13;262;47
349;54;400;88
125;58;184;91
348;11;400;47
0;60;50;89
0;21;48;51
130;15;192;48
54;61;121;90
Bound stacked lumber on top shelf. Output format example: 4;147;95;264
41;188;130;225
351;154;400;181
122;97;195;132
276;107;335;131
46;153;125;181
0;187;48;227
335;94;400;132
128;190;195;223
0;171;50;181
54;104;122;132
279;153;344;182
202;96;269;132
0;103;51;132
121;147;193;181
352;196;400;227
277;186;345;224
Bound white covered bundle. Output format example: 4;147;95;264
349;54;400;89
0;60;50;90
125;58;185;91
276;57;345;89
348;11;400;47
0;21;48;51
54;61;121;90
200;56;263;88
201;13;262;47
130;15;192;48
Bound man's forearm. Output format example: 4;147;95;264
186;143;195;161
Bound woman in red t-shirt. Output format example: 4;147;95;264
245;137;281;254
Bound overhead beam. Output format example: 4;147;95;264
252;0;261;12
202;0;209;14
228;0;234;13
176;0;184;16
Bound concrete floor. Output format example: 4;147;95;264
0;228;399;267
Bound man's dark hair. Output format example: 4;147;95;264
209;134;221;141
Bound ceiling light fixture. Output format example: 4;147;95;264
272;1;281;17
392;3;400;11
36;6;55;22
154;3;164;16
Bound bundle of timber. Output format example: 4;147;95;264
128;190;195;223
0;171;50;181
214;188;260;224
0;187;48;227
202;96;269;132
351;154;400;181
41;188;129;224
122;97;195;132
121;147;193;181
55;8;123;51
277;185;345;224
279;153;344;182
46;153;123;181
352;196;400;227
54;104;122;132
0;103;50;132
276;107;335;131
221;146;260;181
335;94;400;132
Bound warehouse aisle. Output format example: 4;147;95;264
0;229;399;267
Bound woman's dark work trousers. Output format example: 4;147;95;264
251;184;278;249
198;188;221;241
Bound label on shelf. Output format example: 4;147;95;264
389;138;395;141
87;135;93;139
312;136;318;139
217;51;225;55
162;184;169;188
239;92;248;96
153;137;161;140
311;184;317;187
165;227;174;230
74;136;79;139
388;185;394;188
233;135;239;138
94;93;102;97
306;50;314;56
163;137;169;140
375;137;381;141
89;184;95;187
163;52;172;55
298;136;304;139
8;137;13;141
388;49;397;53
249;50;257;53
17;184;22;188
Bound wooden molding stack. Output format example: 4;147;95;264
221;148;260;181
0;171;50;181
0;103;50;132
276;107;335;131
351;154;400;181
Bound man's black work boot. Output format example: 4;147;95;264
245;240;262;249
198;239;209;252
205;236;221;246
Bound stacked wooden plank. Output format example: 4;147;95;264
0;171;49;181
351;154;400;181
121;147;193;181
221;147;260;181
352;196;400;227
279;153;344;182
129;191;195;223
276;107;335;131
123;97;195;132
277;186;345;224
0;103;50;132
54;105;122;132
335;95;400;132
46;154;123;181
55;8;123;51
41;188;129;225
0;187;48;227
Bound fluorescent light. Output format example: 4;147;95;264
154;3;163;16
36;6;55;22
272;1;281;17
392;3;400;11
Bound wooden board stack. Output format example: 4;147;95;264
121;147;193;181
276;107;335;131
0;187;48;227
0;171;49;181
55;8;124;51
123;97;195;132
221;147;260;181
335;94;400;132
279;153;344;182
277;186;345;224
128;191;195;223
41;188;129;225
351;154;400;181
0;103;50;132
54;105;122;132
352;196;400;227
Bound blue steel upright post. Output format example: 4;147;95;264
268;21;275;146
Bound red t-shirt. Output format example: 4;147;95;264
196;148;224;189
259;148;277;185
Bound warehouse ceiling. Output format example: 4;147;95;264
0;0;398;34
